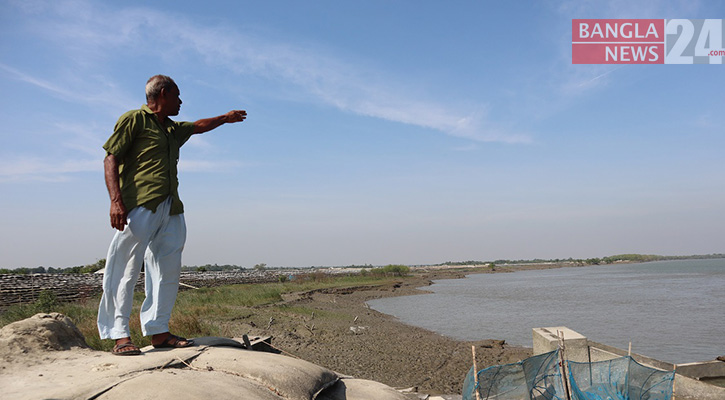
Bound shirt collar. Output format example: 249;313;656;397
141;104;172;127
141;104;165;120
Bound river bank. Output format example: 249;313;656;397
237;265;556;395
0;262;574;395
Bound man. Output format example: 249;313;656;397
97;75;247;355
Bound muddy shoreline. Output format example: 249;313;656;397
238;265;574;395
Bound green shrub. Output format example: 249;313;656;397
35;290;59;313
80;259;106;274
367;264;409;277
383;264;409;276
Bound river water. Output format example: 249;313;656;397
367;259;725;364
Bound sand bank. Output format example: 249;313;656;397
248;266;539;395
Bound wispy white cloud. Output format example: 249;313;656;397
182;135;216;152
560;65;623;95
168;13;530;143
0;156;98;182
53;122;106;157
0;62;136;117
3;0;540;183
0;155;245;182
0;63;82;103
532;0;705;115
6;0;529;145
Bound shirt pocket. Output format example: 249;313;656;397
134;128;168;165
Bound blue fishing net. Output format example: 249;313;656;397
463;350;566;400
567;356;675;400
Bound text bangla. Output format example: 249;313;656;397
578;22;660;40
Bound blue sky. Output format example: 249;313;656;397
1;0;723;269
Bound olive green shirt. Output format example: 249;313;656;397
103;105;195;215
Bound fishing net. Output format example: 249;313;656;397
567;356;675;400
462;350;566;400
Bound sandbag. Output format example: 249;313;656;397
191;346;338;400
317;378;410;400
95;368;282;400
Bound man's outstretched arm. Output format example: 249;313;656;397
193;110;247;134
104;154;127;231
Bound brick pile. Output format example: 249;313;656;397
0;267;358;308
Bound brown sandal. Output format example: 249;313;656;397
112;342;141;356
152;333;194;349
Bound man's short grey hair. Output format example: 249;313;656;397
145;75;176;101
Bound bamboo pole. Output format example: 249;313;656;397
471;345;481;400
558;330;572;400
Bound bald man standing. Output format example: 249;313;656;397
98;75;247;355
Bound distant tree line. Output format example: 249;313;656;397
182;264;249;272
0;259;106;275
601;253;725;264
186;263;378;272
3;253;724;275
440;253;725;267
439;260;488;266
439;258;580;266
440;258;576;266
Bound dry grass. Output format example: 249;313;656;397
0;274;399;352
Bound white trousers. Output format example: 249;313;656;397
97;197;186;339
